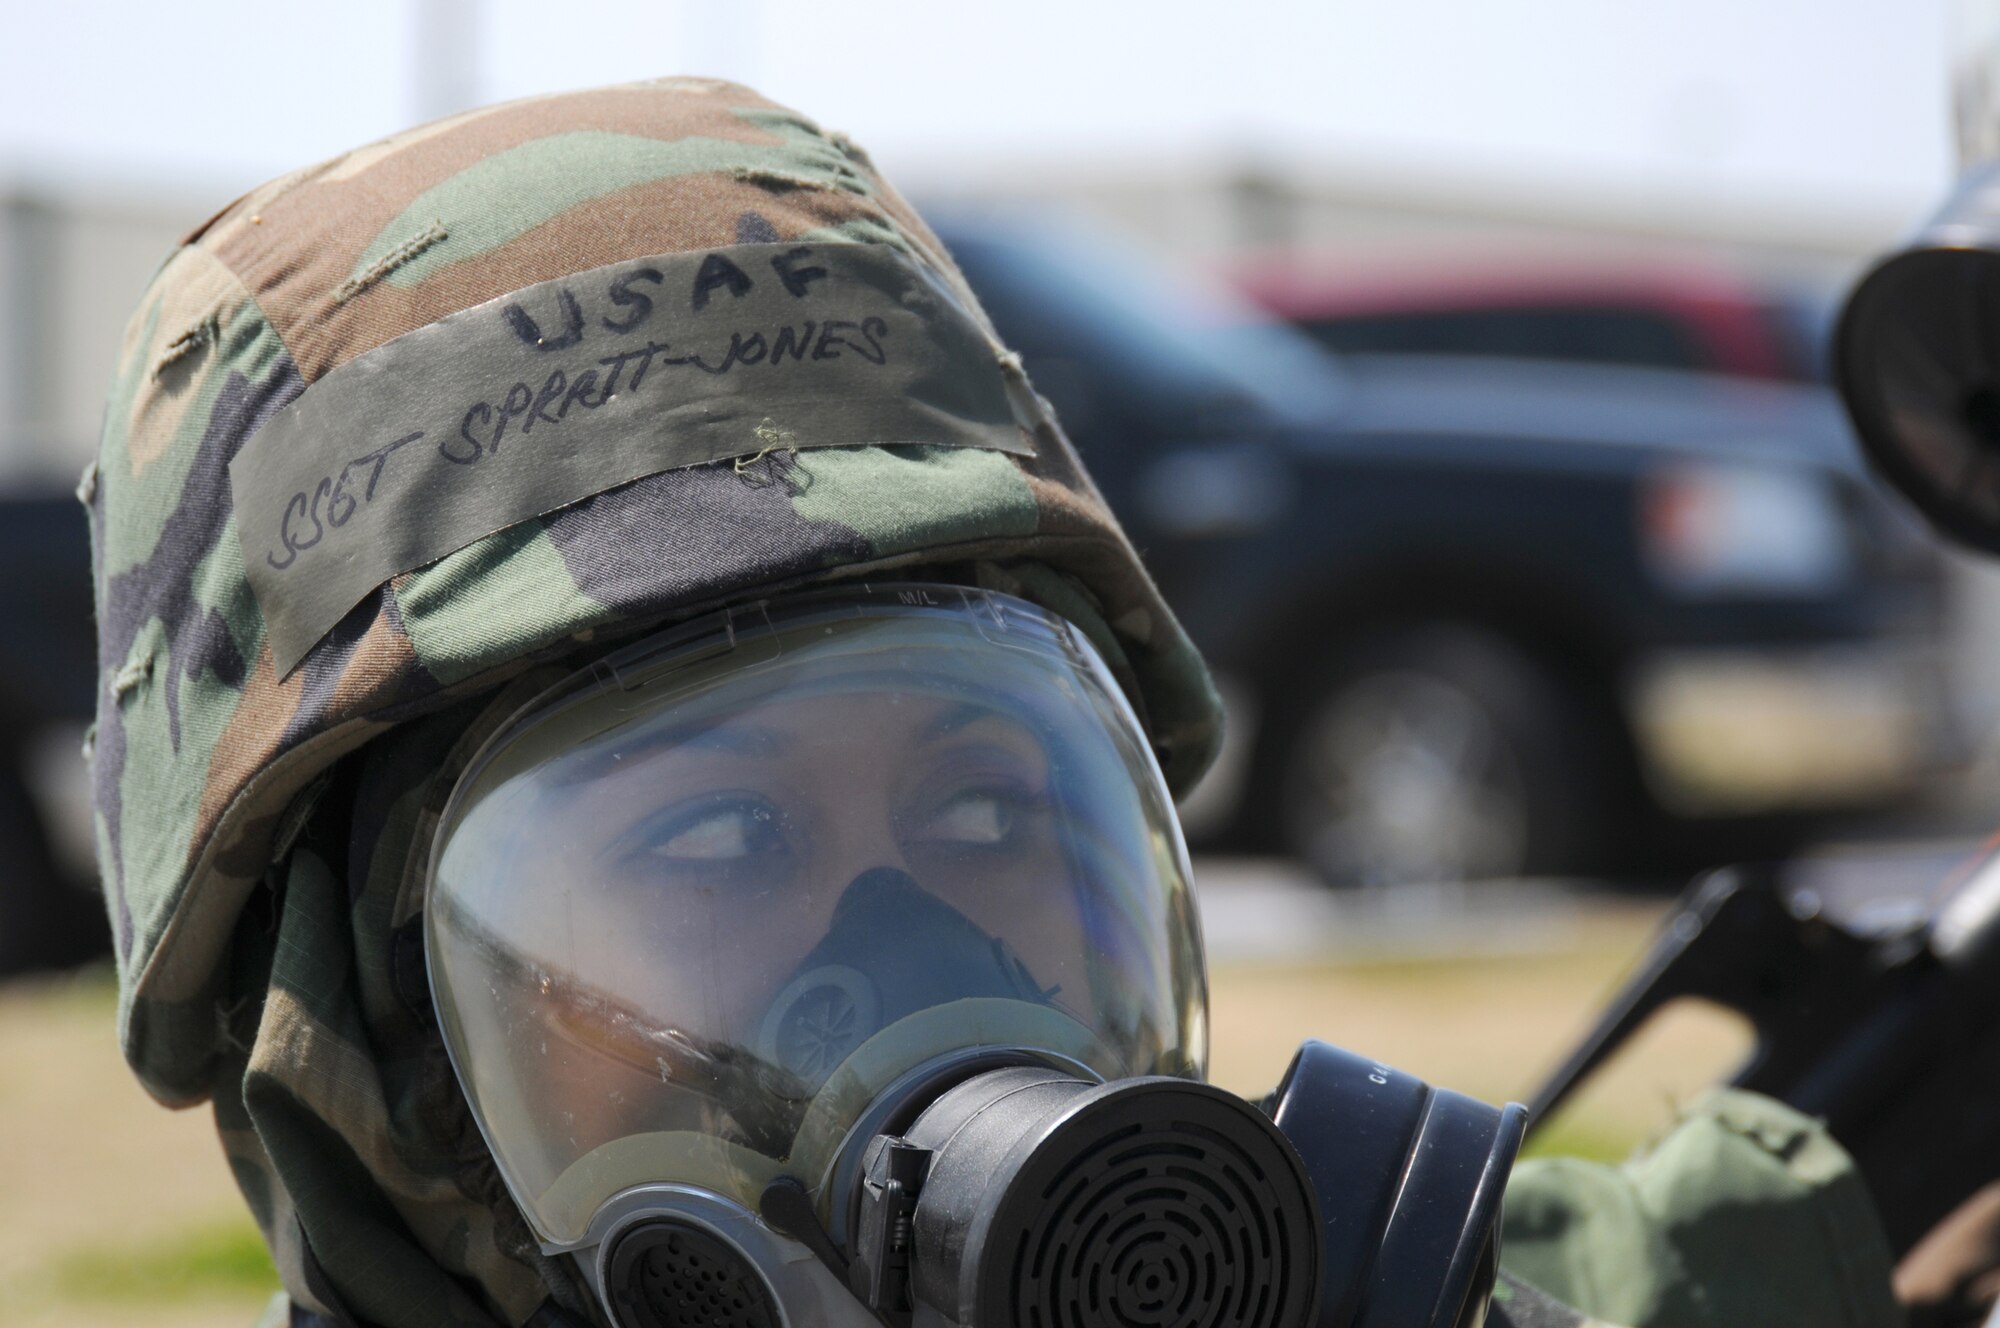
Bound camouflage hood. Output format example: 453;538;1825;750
89;79;1220;1325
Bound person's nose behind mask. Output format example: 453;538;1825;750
756;865;1059;1087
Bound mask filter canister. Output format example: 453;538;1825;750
848;1065;1322;1328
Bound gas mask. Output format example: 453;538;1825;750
1834;0;2000;554
426;585;1524;1328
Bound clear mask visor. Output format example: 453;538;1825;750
426;587;1206;1249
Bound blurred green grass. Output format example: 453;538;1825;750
3;893;1697;1322
0;1218;277;1327
1519;1117;1645;1164
41;1219;277;1302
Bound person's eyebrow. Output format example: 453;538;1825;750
676;721;790;757
916;702;1018;743
552;717;791;786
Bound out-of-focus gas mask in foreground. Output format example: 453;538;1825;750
427;585;1524;1328
1835;0;2000;552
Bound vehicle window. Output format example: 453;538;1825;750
942;225;1345;433
1299;307;1708;372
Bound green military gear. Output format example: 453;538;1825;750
1501;1088;1904;1328
87;76;1222;1117
217;688;594;1324
88;78;1222;1325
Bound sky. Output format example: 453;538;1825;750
0;0;1962;235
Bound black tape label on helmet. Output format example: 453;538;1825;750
228;241;1036;675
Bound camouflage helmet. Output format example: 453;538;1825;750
89;79;1221;1324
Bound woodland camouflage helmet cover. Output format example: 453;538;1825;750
88;78;1219;1324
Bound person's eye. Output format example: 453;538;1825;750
640;796;788;863
915;787;1033;847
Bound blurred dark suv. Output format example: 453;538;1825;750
0;488;109;974
939;219;1955;886
0;228;1960;971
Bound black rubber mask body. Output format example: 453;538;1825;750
611;879;1525;1328
755;866;1054;1087
827;1041;1525;1328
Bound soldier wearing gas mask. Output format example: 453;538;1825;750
88;77;1896;1328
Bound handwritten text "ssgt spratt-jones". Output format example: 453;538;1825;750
260;246;894;572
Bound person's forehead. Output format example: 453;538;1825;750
541;693;1046;790
721;695;1026;744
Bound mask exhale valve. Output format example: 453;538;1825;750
846;1066;1322;1328
606;1220;784;1328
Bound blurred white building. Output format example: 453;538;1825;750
0;155;1898;474
15;160;1999;769
0;184;213;485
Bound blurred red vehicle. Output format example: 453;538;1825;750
1232;255;1829;384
